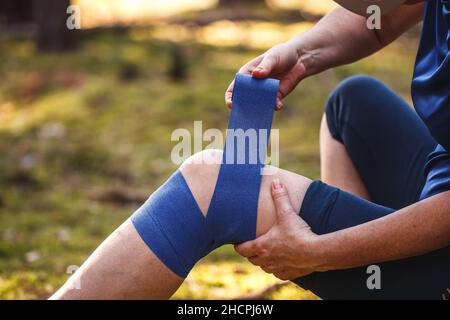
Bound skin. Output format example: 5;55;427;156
319;117;370;199
225;3;425;110
52;1;450;298
233;1;450;278
51;149;312;299
236;120;450;279
234;118;373;281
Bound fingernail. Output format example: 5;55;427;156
273;178;282;190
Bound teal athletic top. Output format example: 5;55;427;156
412;0;450;198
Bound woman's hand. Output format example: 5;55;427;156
225;41;308;111
234;179;323;280
225;2;424;111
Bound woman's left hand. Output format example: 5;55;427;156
234;179;323;280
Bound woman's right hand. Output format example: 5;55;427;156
225;41;308;110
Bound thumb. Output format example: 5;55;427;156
271;179;296;219
252;54;277;78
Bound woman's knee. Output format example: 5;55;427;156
179;149;223;216
178;149;311;236
327;75;384;104
257;166;311;235
324;75;386;142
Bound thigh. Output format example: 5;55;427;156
325;76;437;209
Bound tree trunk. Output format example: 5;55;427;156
34;0;78;52
0;0;34;24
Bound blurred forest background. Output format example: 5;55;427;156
0;0;420;299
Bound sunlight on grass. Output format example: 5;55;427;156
133;21;313;49
269;0;337;15
74;0;329;50
75;0;217;27
173;248;317;299
0;92;87;135
197;21;312;49
0;17;419;299
75;0;336;28
0;272;60;300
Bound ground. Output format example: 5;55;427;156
0;26;419;299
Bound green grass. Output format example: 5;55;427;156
0;27;419;299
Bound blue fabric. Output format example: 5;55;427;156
324;75;439;208
294;76;450;299
412;0;450;198
131;171;210;277
207;74;277;245
131;74;278;277
420;144;450;199
412;0;450;152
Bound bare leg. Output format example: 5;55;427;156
51;149;311;299
50;220;184;300
320;115;369;200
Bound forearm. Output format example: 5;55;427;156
314;191;450;271
289;4;424;77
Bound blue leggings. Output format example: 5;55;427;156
294;75;450;299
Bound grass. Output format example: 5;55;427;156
0;25;419;299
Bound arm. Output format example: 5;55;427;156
314;191;450;271
290;3;425;78
236;185;450;278
225;3;424;109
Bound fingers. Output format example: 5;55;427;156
225;80;234;109
273;268;313;281
248;255;270;267
250;258;312;280
251;54;277;78
271;179;296;218
248;256;311;280
225;56;263;108
277;60;307;98
226;43;306;110
275;97;283;111
234;235;268;258
226;83;282;110
225;53;283;110
234;241;262;258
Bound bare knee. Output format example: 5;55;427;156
257;166;311;235
179;149;312;237
179;149;223;215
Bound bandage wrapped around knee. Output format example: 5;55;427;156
131;74;279;277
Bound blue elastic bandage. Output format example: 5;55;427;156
131;74;279;277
